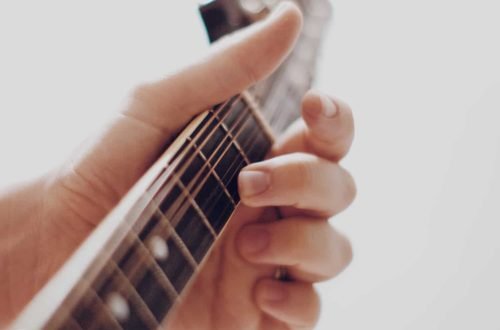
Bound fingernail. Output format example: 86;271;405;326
239;227;270;255
262;285;287;302
319;93;338;117
239;171;270;197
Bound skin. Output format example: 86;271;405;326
0;3;356;329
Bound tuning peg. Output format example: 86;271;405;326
199;0;252;43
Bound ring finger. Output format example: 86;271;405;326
237;218;353;282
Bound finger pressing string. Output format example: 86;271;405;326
238;153;356;217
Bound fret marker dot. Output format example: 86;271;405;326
106;292;129;322
148;235;169;261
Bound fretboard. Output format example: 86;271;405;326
66;95;273;330
12;1;332;329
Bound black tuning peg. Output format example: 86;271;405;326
199;0;252;43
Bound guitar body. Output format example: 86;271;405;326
11;1;332;329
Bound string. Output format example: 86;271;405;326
86;96;267;327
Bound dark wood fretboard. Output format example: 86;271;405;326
12;1;332;329
67;95;273;329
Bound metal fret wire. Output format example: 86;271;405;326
85;284;123;330
87;232;179;329
108;261;160;329
150;102;251;224
82;97;268;328
84;258;161;330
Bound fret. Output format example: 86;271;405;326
150;170;218;265
199;123;226;159
154;209;199;270
214;95;242;122
69;262;156;330
194;169;235;233
68;275;121;330
217;98;253;165
109;227;188;324
182;143;238;207
79;229;177;327
234;110;272;163
212;137;245;183
120;234;179;321
61;316;83;330
179;142;207;187
219;97;248;132
98;263;160;330
173;201;215;263
85;288;122;330
136;207;197;293
155;179;183;223
172;171;218;238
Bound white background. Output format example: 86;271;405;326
1;1;500;329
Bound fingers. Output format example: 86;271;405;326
125;3;303;136
255;279;320;330
272;90;354;162
237;218;353;282
238;153;356;217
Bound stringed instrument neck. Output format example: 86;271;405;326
11;1;332;329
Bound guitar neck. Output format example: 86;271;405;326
12;1;332;329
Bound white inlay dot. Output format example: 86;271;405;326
148;235;169;261
106;292;129;322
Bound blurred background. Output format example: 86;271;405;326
1;0;500;329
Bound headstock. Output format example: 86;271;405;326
199;0;279;43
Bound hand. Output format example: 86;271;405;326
0;3;355;329
165;90;355;330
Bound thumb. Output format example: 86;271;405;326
126;2;303;135
53;3;303;225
